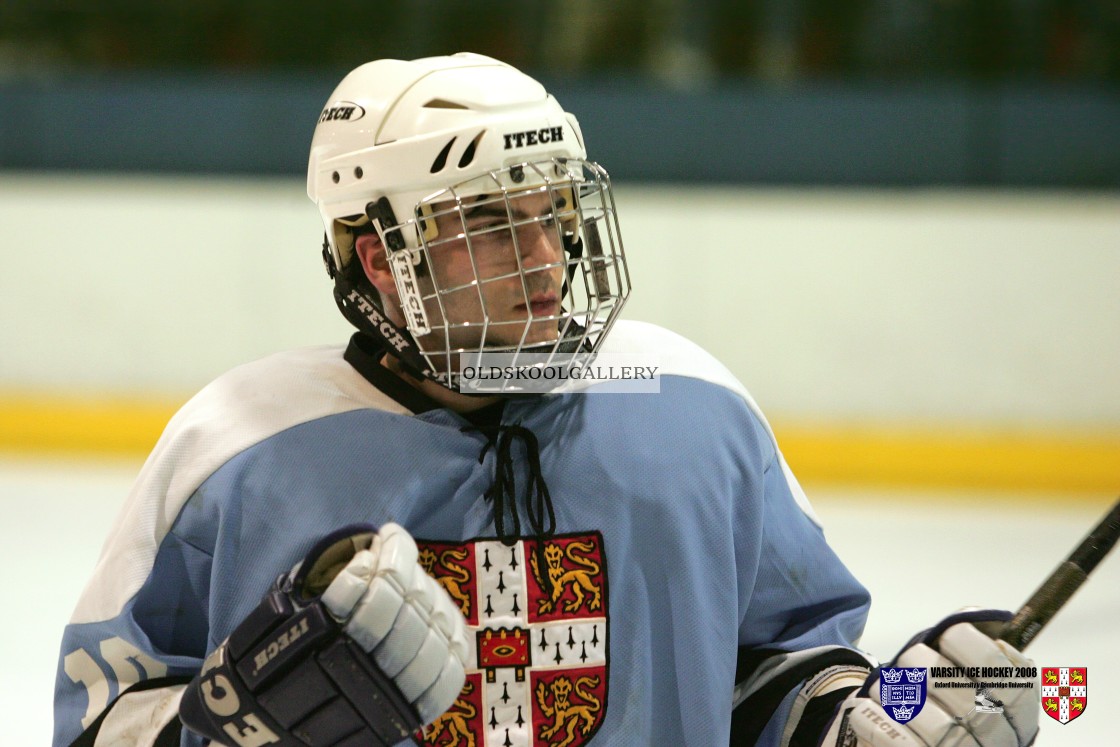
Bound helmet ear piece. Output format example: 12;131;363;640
330;264;434;382
321;233;338;279
416;203;440;244
364;197;409;252
330;222;357;274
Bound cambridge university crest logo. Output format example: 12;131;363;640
1041;667;1087;724
417;533;609;747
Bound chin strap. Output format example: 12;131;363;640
324;232;436;382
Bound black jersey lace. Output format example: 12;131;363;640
462;423;557;599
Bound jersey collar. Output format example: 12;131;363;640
344;333;505;427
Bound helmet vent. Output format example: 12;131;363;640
423;99;470;109
430;137;457;173
457;131;485;169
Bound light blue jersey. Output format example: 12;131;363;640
54;321;870;747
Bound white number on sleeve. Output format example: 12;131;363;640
64;637;169;728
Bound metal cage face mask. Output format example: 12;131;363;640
378;158;630;390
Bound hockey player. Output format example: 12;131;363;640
54;53;1038;746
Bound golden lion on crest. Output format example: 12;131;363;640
421;681;478;747
536;675;602;747
419;546;473;617
530;541;602;614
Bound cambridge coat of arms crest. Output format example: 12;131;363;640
417;532;609;747
1041;667;1086;724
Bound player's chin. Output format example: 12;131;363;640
522;315;565;344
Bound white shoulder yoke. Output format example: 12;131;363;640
72;344;409;624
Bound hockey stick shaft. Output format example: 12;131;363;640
999;497;1120;651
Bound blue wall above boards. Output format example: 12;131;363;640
0;74;1117;187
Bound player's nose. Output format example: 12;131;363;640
517;221;563;269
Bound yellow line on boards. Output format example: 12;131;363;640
0;395;183;457
776;424;1120;494
1;396;1117;493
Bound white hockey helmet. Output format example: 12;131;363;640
307;53;630;391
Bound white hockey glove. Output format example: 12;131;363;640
821;609;1039;747
180;523;468;746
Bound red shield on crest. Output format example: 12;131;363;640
1041;667;1087;724
417;532;609;746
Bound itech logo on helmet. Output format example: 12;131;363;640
503;126;564;150
319;101;365;123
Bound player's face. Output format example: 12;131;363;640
417;187;568;352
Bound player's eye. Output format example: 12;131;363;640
465;214;506;232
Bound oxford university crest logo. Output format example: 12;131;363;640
417;532;609;747
1041;667;1087;724
880;667;927;723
